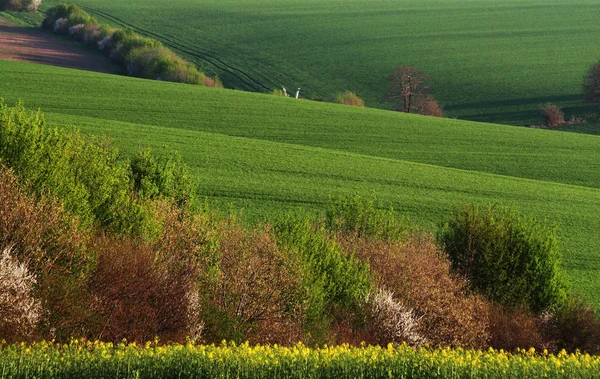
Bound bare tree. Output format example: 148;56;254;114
387;66;432;113
584;60;600;107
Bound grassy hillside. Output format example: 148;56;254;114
32;0;600;125
2;60;600;190
1;60;599;307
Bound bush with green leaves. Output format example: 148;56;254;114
438;204;568;313
273;217;372;343
0;100;197;236
130;148;196;209
325;194;408;241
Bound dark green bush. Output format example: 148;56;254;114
438;204;568;313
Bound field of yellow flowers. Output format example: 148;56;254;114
1;340;599;378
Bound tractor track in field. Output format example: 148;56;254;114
78;5;270;92
0;18;116;73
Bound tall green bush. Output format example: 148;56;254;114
438;204;568;313
273;217;372;343
0;100;191;235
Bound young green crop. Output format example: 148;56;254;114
27;0;600;125
1;340;600;378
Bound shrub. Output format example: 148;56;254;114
200;225;304;344
439;204;568;313
0;247;42;343
0;0;41;12
42;3;90;31
414;95;445;117
130;148;196;209
0;100;153;235
332;91;365;107
342;234;490;348
273;217;372;344
88;235;201;343
540;103;565;127
364;287;426;346
0;168;93;341
584;59;600;107
549;298;600;354
325;194;408;241
488;304;548;352
42;5;221;87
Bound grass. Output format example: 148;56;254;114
2;340;600;378
1;60;600;307
17;0;599;125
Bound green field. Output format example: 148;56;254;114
1;60;599;307
27;0;599;125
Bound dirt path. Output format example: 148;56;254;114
0;18;116;73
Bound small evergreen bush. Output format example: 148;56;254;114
438;204;568;313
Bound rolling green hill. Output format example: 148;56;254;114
30;0;600;125
1;60;599;307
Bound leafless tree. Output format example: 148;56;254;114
387;66;432;113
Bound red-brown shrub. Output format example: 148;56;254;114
88;235;200;343
0;168;92;340
488;304;548;352
339;233;490;348
549;299;600;354
541;103;565;127
415;96;445;117
200;224;304;345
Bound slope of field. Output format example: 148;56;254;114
0;16;116;73
1;60;600;190
31;0;600;125
1;60;599;307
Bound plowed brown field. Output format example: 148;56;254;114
0;18;115;73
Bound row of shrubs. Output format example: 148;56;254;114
1;101;600;353
40;4;221;87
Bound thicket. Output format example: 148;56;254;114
0;0;40;12
41;3;221;87
2;102;600;353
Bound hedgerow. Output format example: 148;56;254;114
41;3;221;87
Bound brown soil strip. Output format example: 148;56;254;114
0;18;116;73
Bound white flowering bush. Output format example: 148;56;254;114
0;247;42;342
53;18;69;34
366;287;426;347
